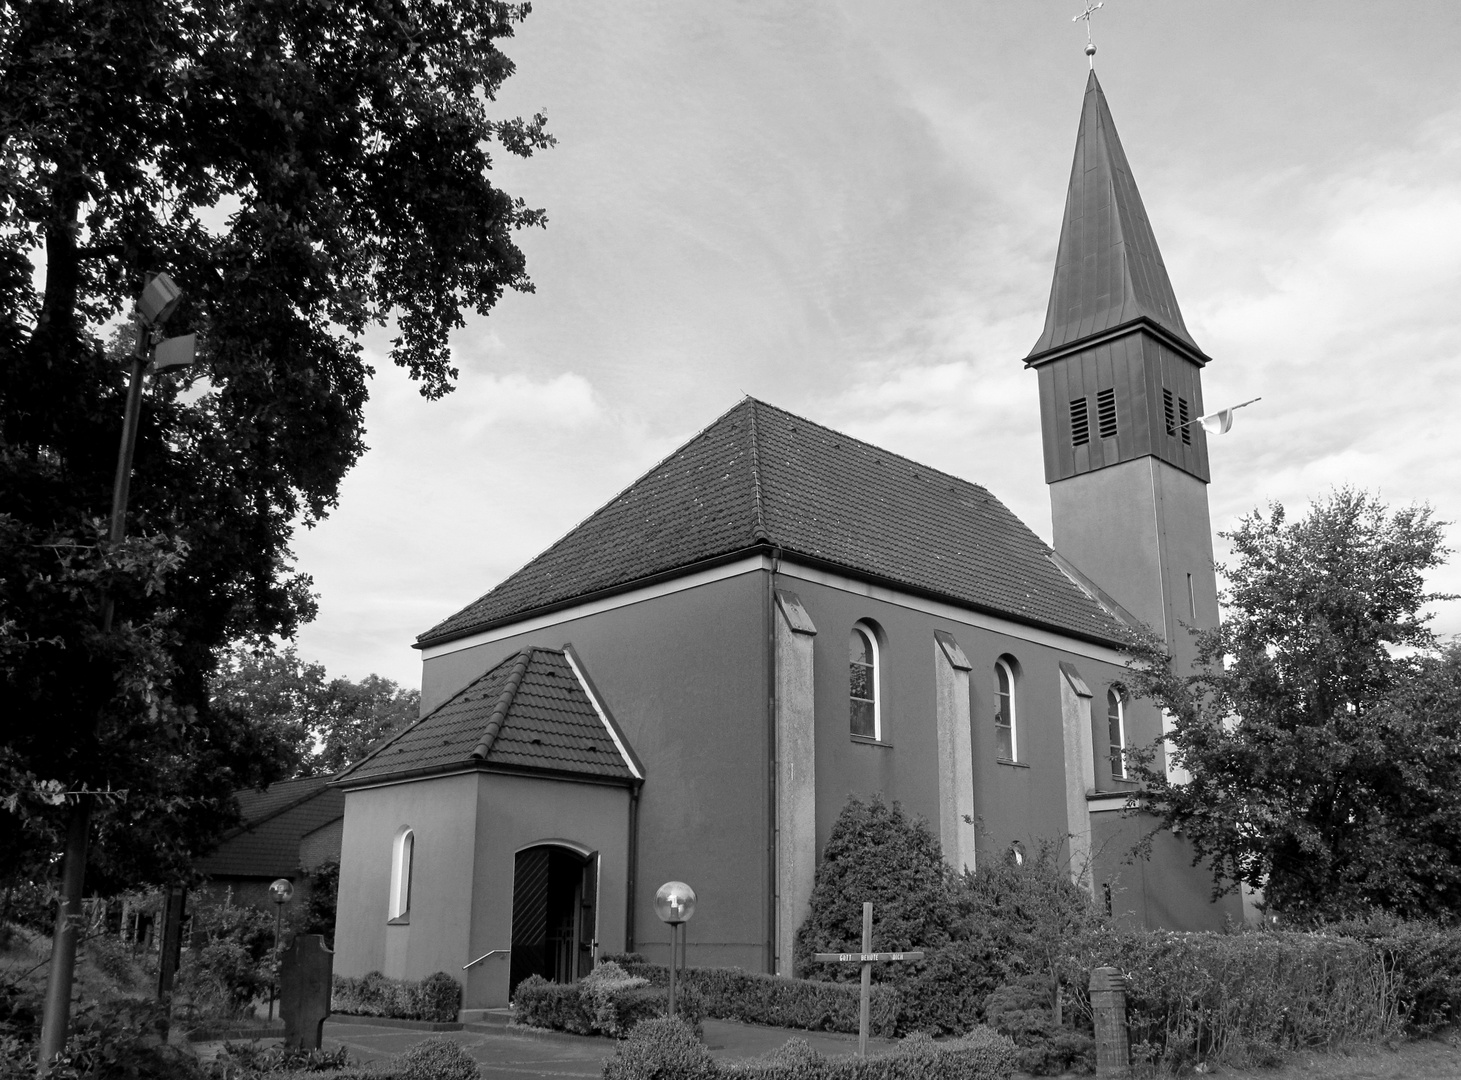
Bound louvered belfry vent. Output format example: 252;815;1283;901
1096;388;1118;440
1070;397;1090;447
1178;397;1192;444
1163;389;1177;437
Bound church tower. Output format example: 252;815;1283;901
1028;72;1218;670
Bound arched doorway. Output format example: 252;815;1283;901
509;844;597;994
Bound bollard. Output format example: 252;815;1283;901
1089;966;1129;1077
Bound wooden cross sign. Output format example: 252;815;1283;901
814;902;924;1057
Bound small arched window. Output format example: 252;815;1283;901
1107;688;1127;780
994;657;1018;761
849;623;880;740
389;827;414;921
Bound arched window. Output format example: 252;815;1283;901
1107;688;1127;780
994;657;1018;761
849;623;880;740
389;827;414;921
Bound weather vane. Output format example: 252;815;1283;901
1073;0;1103;68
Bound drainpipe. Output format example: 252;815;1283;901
625;783;640;953
764;545;782;975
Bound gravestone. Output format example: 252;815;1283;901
280;934;333;1049
1089;966;1130;1077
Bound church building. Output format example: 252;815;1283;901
331;71;1246;1013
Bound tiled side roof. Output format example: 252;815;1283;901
334;647;638;787
196;781;345;879
420;400;1126;647
1027;71;1204;363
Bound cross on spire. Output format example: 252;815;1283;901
1073;0;1104;68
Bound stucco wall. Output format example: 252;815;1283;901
334;773;479;986
420;570;771;972
465;773;630;1008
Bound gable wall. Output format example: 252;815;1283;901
420;569;772;972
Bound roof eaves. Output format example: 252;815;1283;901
332;760;638;792
413;544;775;650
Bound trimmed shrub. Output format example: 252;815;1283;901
396;1034;480;1080
1327;914;1461;1033
511;971;705;1037
603;1017;716;1080
331;970;462;1022
1099;928;1402;1070
982;977;1093;1075
619;962;897;1038
724;1027;1017;1080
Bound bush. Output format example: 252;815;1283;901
724;1027;1017;1080
396;1034;480;1080
793;796;955;987
511;970;705;1037
619;961;897;1039
211;1041;352;1074
982;977;1092;1075
602;1017;716;1080
331;970;461;1022
1103;928;1401;1070
178;902;278;1020
3;998;204;1080
1326;913;1461;1034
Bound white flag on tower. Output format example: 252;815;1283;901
1191;397;1260;435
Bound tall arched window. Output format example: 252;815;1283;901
994;657;1018;761
1107;688;1127;780
389;826;414;921
849;623;880;740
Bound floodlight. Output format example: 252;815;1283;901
137;272;182;327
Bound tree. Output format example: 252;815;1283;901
1;0;547;878
1125;489;1460;920
1;0;550;1055
210;642;419;776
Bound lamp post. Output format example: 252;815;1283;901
268;878;294;1021
35;274;191;1073
653;882;696;1019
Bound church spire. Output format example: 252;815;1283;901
1027;71;1206;366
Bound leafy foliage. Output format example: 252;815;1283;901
211;643;419;777
0;0;550;888
602;1017;717;1080
1124;489;1460;918
330;969;462;1022
396;1035;480;1080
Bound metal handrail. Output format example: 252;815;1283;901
463;949;510;970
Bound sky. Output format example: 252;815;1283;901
288;1;1461;689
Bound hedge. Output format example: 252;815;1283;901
603;1018;1016;1080
605;957;898;1039
331;970;462;1022
512;962;706;1037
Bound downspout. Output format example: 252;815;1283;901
764;543;782;975
626;782;641;953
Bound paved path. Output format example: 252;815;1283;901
200;1017;897;1080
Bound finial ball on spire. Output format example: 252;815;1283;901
1086;43;1097;56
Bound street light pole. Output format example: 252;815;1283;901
36;275;183;1073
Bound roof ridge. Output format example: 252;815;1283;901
471;647;535;760
418;399;765;644
748;397;1000;502
748;401;769;542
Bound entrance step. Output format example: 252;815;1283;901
459;1008;514;1027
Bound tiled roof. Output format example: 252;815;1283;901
419;399;1127;648
333;647;639;787
196;775;345;880
1027;71;1206;364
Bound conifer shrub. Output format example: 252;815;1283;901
792;796;955;989
602;1017;717;1080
